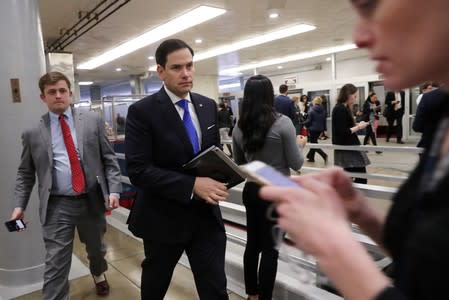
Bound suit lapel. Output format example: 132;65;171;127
157;88;195;155
72;108;84;159
39;113;53;168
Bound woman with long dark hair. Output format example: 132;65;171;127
332;83;370;183
232;75;305;300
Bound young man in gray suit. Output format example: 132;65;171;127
9;72;122;299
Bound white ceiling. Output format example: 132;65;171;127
39;0;367;86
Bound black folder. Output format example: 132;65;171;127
183;146;245;189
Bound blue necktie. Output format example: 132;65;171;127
176;99;200;154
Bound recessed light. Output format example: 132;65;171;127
326;57;332;61
269;13;279;19
115;68;122;72
195;39;203;44
277;65;283;69
148;56;154;60
77;6;226;70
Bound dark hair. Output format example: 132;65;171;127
300;95;308;102
155;39;194;68
366;91;376;102
279;84;288;94
337;83;358;104
337;83;358;125
218;102;225;109
238;75;277;154
39;71;71;93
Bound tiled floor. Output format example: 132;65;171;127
14;225;245;300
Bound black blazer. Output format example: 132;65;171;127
378;94;449;299
331;103;360;146
125;87;224;242
385;91;405;118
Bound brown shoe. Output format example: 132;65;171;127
94;276;110;296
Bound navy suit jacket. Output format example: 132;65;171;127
413;88;449;148
274;95;296;122
125;87;224;242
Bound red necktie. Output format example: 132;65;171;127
59;115;85;194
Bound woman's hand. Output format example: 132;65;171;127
296;135;307;147
259;168;370;254
357;121;370;129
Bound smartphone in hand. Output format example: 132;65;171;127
240;161;301;187
4;219;26;232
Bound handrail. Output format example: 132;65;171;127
221;138;423;154
306;143;423;153
302;166;407;182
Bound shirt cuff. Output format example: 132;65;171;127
110;193;120;198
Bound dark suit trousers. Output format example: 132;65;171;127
42;196;107;300
306;130;327;161
387;114;403;141
141;208;228;300
243;182;279;300
363;124;378;145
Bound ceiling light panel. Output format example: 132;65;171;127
220;44;357;75
148;23;316;71
77;6;226;70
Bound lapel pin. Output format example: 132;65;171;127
199;104;203;107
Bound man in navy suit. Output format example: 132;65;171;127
125;39;229;300
274;84;296;123
413;88;449;149
385;90;405;143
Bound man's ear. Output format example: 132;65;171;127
40;93;46;102
156;64;165;80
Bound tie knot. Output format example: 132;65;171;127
176;99;188;110
59;114;66;121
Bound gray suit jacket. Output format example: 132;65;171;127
14;107;122;225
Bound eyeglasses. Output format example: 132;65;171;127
46;88;69;96
267;203;314;284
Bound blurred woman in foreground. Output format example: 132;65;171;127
260;0;449;299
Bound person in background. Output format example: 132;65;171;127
274;84;296;123
116;113;126;135
319;94;330;140
415;82;439;105
232;75;305;300
362;92;382;152
217;102;233;155
10;71;122;299
332;83;370;184
298;95;309;115
413;87;448;149
291;96;302;135
259;0;449;298
125;39;229;300
304;96;328;164
384;90;405;143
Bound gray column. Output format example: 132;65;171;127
0;0;46;295
130;75;145;94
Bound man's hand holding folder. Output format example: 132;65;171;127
183;146;245;204
193;177;228;205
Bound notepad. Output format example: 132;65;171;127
182;146;245;189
